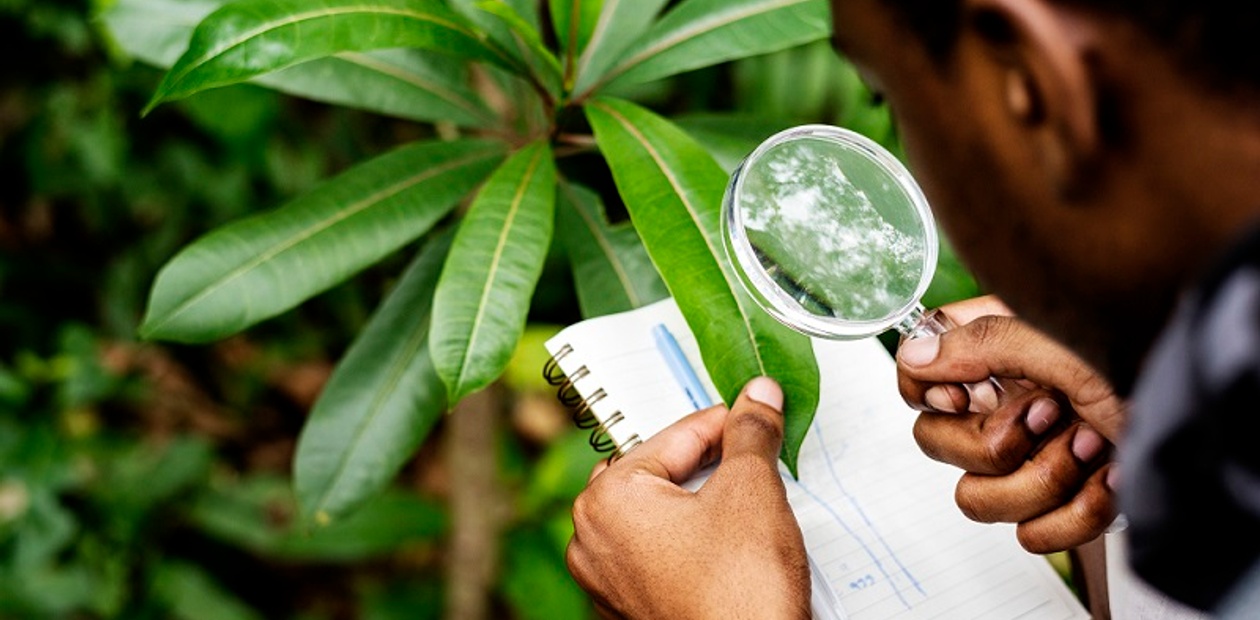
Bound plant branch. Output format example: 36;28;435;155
443;383;507;620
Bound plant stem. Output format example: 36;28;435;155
444;383;506;620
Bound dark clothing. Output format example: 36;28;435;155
1124;223;1260;612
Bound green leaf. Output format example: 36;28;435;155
452;0;541;36
13;492;76;570
96;0;223;67
548;0;603;87
500;526;596;620
101;0;496;125
430;141;557;404
188;474;445;562
673;113;793;173
152;562;264;620
294;230;453;526
140;139;506;343
266;50;497;127
143;0;511;114
447;0;546;89
556;178;668;318
520;430;603;517
569;0;668;96
585;97;819;474
474;1;563;98
584;0;832;97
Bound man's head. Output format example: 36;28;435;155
829;0;1260;392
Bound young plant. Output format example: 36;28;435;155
103;0;833;525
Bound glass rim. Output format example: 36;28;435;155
721;124;939;340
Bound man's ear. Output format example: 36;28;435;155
962;0;1099;197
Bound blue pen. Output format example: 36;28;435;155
652;323;713;411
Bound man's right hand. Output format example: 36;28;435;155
894;295;1125;553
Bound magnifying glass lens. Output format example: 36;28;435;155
723;125;938;340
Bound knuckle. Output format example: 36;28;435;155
564;538;581;571
912;417;945;461
968;315;1013;348
570;495;588;527
1067;364;1123;417
570;489;598;528
730;408;784;443
565;540;594;590
1027;458;1075;503
955;477;995;522
1070;485;1118;534
979;435;1023;474
1015;525;1060;554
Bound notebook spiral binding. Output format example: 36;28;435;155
543;343;643;459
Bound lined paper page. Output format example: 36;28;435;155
793;336;1089;620
544;298;1090;620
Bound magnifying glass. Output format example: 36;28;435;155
721;124;1004;404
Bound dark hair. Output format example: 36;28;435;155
878;0;1260;92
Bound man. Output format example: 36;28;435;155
565;0;1260;616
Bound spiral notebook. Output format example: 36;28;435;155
544;297;1091;620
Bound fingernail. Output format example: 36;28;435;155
967;381;999;412
924;386;957;413
1106;465;1121;492
1072;426;1105;463
745;376;783;410
1025;398;1060;435
899;336;940;367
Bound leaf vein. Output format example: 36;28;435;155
573;0;620;80
592;101;767;377
559;180;640;308
453;145;547;396
336;52;493;123
147;147;502;334
312;312;433;517
168;5;475;89
592;0;812;95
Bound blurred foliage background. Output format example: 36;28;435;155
0;0;980;618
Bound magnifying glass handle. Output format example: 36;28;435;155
898;306;1020;411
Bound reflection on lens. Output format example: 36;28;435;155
738;136;926;323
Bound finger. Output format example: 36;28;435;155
719;376;786;467
896;295;1014;415
702;377;789;498
587;458;610;483
912;387;1056;475
954;423;1109;523
1015;464;1119;554
899;371;971;414
610;403;728;484
937;294;1015;325
897;314;1123;439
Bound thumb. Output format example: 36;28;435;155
720;376;787;467
897;315;1123;440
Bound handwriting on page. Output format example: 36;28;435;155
785;338;1086;620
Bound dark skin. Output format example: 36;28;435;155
897;295;1121;553
832;0;1260;390
835;0;1259;552
568;0;1260;616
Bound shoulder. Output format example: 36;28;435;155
1120;220;1260;611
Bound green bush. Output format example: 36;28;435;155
104;0;851;526
0;0;986;616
